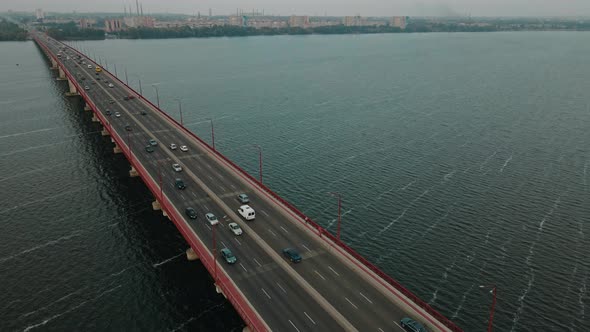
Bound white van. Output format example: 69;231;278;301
238;205;255;221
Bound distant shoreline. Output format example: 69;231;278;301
41;24;590;41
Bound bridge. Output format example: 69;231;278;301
32;32;463;332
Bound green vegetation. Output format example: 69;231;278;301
45;22;104;40
119;24;405;39
0;19;28;41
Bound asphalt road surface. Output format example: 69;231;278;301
35;33;449;332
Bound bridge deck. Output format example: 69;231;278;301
33;32;461;332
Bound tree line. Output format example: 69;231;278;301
0;19;28;41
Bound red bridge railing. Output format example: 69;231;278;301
33;35;269;332
36;34;462;332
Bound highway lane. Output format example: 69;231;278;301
42;36;345;332
39;34;451;332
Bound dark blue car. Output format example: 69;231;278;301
282;248;302;263
400;317;427;332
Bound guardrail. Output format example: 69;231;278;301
40;34;462;332
33;35;269;332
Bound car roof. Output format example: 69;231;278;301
221;248;231;254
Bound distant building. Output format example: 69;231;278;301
124;16;155;28
35;8;44;22
288;16;310;28
105;19;124;32
228;15;246;27
390;16;407;29
343;16;363;26
79;18;96;29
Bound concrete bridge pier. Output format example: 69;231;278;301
65;79;79;97
215;283;227;299
91;114;100;122
56;67;67;81
151;200;170;219
101;128;110;136
186;248;199;261
242;327;251;332
113;143;122;154
50;58;58;70
84;103;92;111
129;166;139;177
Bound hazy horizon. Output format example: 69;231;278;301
2;0;590;18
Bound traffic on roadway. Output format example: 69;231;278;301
34;32;452;332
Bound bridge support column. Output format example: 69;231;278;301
50;58;58;69
113;144;122;154
56;67;67;81
65;79;79;97
186;248;199;261
84;103;92;111
92;114;100;122
152;200;161;211
101;128;110;136
242;327;251;332
129;166;139;177
215;283;227;299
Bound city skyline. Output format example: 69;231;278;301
3;0;590;17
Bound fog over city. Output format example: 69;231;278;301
2;0;590;17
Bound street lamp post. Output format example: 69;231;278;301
479;284;497;332
175;99;184;125
253;144;263;183
135;76;143;95
152;84;160;108
328;192;342;240
212;224;217;280
207;118;215;151
158;160;163;200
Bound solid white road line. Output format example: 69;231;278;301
261;288;271;299
345;297;358;309
314;270;326;280
304;312;316;325
360;292;373;304
328;266;340;276
288;320;301;332
276;282;287;294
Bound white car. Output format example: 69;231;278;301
228;222;243;236
115;112;121;118
238;205;255;221
169;143;177;150
84;86;90;90
205;213;219;226
108;83;114;88
87;64;92;69
172;163;182;172
180;145;188;152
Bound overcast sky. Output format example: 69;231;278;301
3;0;590;17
